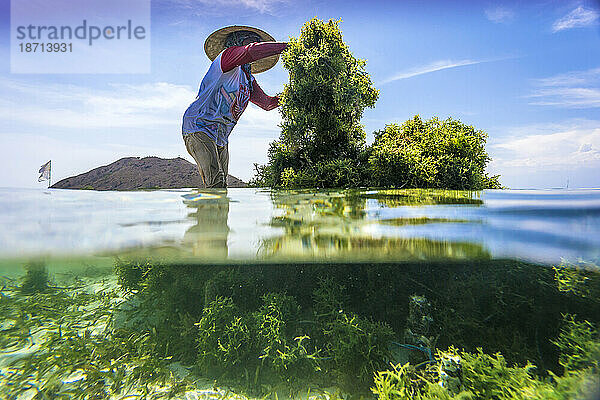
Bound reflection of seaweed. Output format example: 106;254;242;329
361;189;484;207
262;189;487;261
269;190;368;220
269;189;483;221
260;235;491;261
379;217;471;226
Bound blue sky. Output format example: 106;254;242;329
0;0;599;188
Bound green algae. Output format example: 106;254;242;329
0;277;190;399
1;258;599;399
110;258;600;396
371;316;600;400
18;261;51;294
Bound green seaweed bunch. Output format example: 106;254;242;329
553;314;599;374
369;116;501;190
371;315;600;400
113;257;155;292
553;264;599;300
195;296;255;374
255;293;316;376
313;277;394;390
251;17;501;189
325;312;395;390
196;294;322;389
19;260;51;294
251;17;378;188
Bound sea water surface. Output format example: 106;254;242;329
1;187;599;399
0;187;598;264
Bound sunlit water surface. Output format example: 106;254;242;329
0;187;598;264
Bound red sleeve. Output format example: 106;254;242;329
250;80;279;111
221;42;287;73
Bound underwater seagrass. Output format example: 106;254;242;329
3;257;599;398
0;270;190;399
371;315;600;400
110;258;600;395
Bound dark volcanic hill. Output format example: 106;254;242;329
51;157;246;190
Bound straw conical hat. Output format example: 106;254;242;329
204;26;279;74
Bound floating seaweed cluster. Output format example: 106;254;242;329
0;259;599;399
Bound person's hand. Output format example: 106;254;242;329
270;95;280;110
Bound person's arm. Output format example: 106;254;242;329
250;80;279;111
221;42;287;73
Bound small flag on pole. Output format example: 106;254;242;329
38;160;51;182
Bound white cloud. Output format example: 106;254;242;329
528;87;600;108
528;67;600;108
235;103;281;135
552;5;599;32
165;0;287;14
379;59;483;85
534;67;600;87
485;6;515;23
0;79;282;133
490;120;600;169
0;79;196;129
228;134;274;181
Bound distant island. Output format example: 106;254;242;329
50;156;247;190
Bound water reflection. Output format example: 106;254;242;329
0;188;598;264
181;189;230;258
261;190;490;260
361;189;484;207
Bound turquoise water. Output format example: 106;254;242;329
1;187;599;399
0;187;599;264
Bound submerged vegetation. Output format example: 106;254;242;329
110;259;599;396
251;18;500;190
19;260;51;294
1;259;598;398
371;317;600;400
0;272;189;399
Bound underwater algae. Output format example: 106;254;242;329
1;258;599;399
112;258;599;396
0;269;193;399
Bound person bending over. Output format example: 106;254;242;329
182;26;287;188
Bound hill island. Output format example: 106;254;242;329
51;156;246;190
